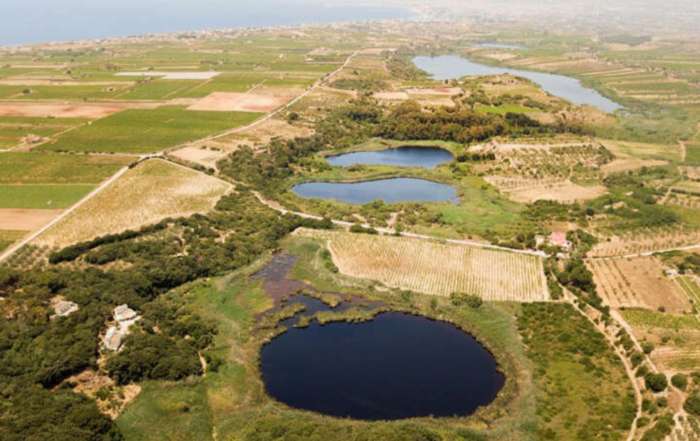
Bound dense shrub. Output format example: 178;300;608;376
106;333;201;385
671;373;688;390
644;372;668;392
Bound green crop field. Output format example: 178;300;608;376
0;152;132;184
0;116;87;148
0;184;94;209
117;80;205;100
3;84;131;100
621;308;700;330
686;143;700;166
43;107;263;153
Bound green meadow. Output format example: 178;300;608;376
0;184;95;209
0;152;132;184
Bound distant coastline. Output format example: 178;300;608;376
0;1;415;47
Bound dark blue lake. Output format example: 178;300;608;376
326;146;454;169
292;178;458;204
260;312;505;420
413;55;621;113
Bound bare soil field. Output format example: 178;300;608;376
296;228;549;301
0;79;131;86
587;256;691;313
0;208;63;230
373;91;409;101
0;102;132;119
215;118;313;151
404;87;463;96
34;159;231;248
485;176;607;203
168;146;227;169
188;91;293;112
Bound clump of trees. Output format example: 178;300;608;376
450;292;483;308
107;332;202;384
644;372;668;393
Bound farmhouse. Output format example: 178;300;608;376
51;297;79;318
549;232;572;250
103;304;141;351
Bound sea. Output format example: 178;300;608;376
0;0;413;46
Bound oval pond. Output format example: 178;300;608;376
413;55;621;113
261;312;505;420
326;146;454;169
292;178;458;204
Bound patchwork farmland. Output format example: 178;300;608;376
33;159;232;248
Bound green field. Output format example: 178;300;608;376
0;116;87;148
117;80;205;100
0;184;94;208
621;308;700;330
686;143;700;166
518;303;636;440
0;152;132;184
0;84;131;100
44;107;263;153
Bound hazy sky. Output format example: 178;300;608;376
0;0;411;45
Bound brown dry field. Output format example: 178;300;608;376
34;159;231;248
479;52;518;61
188;91;293;112
588;256;691;313
173;117;314;170
0;79;131;86
168;146;228;169
216;118;314;150
0;102;153;119
485;176;607;203
601;158;668;175
373;91;409;101
297;228;549;301
589;229;700;258
405;87;463;96
0;208;62;230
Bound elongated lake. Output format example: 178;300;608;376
292;178;458;204
413;55;621;113
326;146;454;168
260;312;504;420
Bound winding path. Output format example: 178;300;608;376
562;290;643;441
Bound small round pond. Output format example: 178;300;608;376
292;178;458;204
260;312;505;420
326;146;454;169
